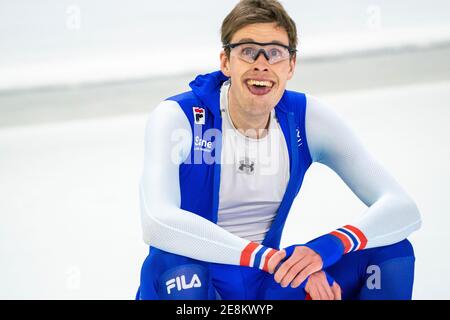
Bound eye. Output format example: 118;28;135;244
241;47;256;56
268;48;282;57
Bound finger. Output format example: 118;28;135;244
322;280;335;300
332;282;342;300
304;275;312;292
319;271;335;300
267;250;286;274
317;282;330;300
274;253;303;284
279;256;309;287
308;286;319;300
290;263;322;288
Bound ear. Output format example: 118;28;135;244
287;54;297;80
220;50;231;77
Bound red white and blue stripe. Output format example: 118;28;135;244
330;225;368;254
240;242;278;272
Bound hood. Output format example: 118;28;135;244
189;70;229;118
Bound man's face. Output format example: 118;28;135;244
220;22;296;117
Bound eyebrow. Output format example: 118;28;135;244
236;38;288;46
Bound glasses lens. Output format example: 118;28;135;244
264;44;290;63
236;43;259;62
232;43;290;64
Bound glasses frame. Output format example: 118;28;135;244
223;41;297;64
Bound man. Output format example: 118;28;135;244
137;0;422;300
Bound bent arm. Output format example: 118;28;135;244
304;94;421;257
140;100;276;269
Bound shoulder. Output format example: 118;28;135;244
143;99;192;164
281;90;307;110
304;93;362;163
150;99;183;119
166;91;199;108
146;99;190;134
304;93;348;128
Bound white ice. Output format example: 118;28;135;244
0;80;449;299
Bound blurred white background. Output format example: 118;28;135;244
0;0;449;299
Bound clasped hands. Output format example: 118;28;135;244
267;245;342;300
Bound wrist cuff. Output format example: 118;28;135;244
303;234;345;268
329;224;368;254
240;242;278;272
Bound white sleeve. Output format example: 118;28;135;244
140;100;273;266
305;94;422;249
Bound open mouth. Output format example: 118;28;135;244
245;79;274;96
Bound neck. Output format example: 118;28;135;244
227;87;271;139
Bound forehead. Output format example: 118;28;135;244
231;22;289;45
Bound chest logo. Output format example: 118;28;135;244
238;157;255;175
193;107;205;125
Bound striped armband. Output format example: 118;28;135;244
240;242;278;272
329;225;368;254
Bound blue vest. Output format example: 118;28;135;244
166;71;312;249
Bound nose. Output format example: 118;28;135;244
253;50;270;71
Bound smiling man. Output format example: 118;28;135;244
137;0;422;300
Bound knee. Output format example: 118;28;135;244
156;264;217;300
140;250;218;300
369;239;415;265
389;239;415;258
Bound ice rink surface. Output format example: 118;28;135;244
1;80;448;299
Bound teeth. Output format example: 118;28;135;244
246;79;273;87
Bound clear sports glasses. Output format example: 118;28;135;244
223;41;296;65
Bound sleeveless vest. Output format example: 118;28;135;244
165;70;312;249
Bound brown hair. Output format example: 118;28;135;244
221;0;298;58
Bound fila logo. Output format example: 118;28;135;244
193;107;205;125
166;274;202;294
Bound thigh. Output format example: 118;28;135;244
209;263;264;300
324;249;370;300
325;239;415;300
